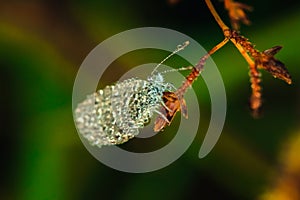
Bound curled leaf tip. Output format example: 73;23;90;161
256;46;292;84
263;45;282;56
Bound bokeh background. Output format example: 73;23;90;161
1;0;300;199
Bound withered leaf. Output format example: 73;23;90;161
256;46;292;84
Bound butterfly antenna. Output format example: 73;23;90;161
160;66;193;75
151;41;190;75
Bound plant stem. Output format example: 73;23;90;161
205;0;230;32
205;0;256;74
176;38;229;96
230;38;261;115
230;38;255;66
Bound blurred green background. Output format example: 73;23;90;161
1;0;300;199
